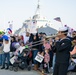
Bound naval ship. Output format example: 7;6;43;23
15;0;57;36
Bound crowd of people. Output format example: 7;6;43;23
0;27;76;75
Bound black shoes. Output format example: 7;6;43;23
1;67;5;69
1;67;9;70
5;67;9;70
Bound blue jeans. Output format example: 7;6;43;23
32;50;38;64
52;54;56;70
0;54;3;65
2;52;10;68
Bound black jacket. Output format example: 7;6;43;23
32;33;39;50
54;38;72;63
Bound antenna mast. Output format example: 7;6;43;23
35;0;40;15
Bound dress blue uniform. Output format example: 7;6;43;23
53;27;72;75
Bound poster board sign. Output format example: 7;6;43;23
10;56;16;64
35;54;44;63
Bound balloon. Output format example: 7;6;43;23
5;28;12;36
0;31;2;34
25;45;29;49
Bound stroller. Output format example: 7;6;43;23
9;48;32;72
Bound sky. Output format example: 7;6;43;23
0;0;76;32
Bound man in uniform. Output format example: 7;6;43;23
53;27;72;75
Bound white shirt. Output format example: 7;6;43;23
22;33;29;44
3;39;10;53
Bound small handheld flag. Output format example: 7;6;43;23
54;17;61;22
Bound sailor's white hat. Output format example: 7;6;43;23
59;27;68;32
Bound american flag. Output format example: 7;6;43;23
54;17;61;22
